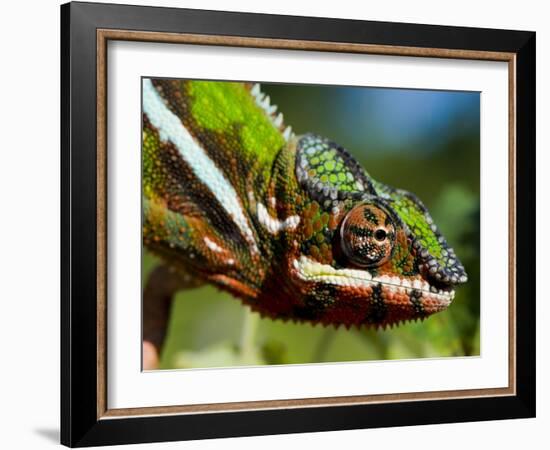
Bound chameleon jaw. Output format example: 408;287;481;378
292;255;455;306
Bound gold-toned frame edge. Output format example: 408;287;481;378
96;29;517;420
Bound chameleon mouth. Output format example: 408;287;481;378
292;256;455;304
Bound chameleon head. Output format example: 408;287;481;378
288;133;468;328
291;179;468;328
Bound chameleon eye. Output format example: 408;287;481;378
340;203;396;268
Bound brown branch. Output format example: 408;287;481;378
142;264;202;369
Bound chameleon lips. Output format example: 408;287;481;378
292;255;455;310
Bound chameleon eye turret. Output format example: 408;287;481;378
340;203;396;268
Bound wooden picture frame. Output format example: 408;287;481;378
61;1;535;446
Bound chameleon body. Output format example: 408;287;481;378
142;78;467;329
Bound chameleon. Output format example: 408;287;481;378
141;78;468;362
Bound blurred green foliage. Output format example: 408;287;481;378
143;82;480;369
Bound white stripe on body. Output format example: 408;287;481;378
257;203;300;235
142;78;259;254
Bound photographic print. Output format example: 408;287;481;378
62;4;535;444
141;78;480;371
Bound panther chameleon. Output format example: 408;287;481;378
141;78;468;365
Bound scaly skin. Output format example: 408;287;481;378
142;78;467;331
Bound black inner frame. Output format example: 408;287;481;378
61;2;535;447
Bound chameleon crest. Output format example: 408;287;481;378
142;78;467;330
